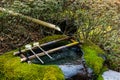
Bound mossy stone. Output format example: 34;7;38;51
0;35;65;80
82;40;105;79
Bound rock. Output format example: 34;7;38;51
102;70;120;80
0;50;64;80
58;65;93;79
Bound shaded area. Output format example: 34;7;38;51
31;46;82;65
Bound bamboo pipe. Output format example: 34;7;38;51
21;41;79;62
14;36;71;56
0;7;61;31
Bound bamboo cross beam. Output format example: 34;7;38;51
33;42;53;60
25;44;44;64
0;7;61;31
13;36;71;56
18;48;32;63
21;41;80;62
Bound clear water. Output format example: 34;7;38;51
31;46;83;65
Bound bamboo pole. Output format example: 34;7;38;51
21;41;79;62
0;7;61;31
20;54;26;58
13;36;71;56
37;46;53;60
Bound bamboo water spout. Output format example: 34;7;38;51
0;7;61;31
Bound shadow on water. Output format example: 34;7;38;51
31;46;83;65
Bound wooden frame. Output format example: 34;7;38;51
13;36;81;63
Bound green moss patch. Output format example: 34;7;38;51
38;35;67;44
0;35;65;80
82;40;105;75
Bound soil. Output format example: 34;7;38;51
0;31;42;54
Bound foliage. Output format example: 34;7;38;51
64;1;120;73
1;0;119;53
0;0;74;53
0;35;65;80
73;1;120;51
0;0;120;76
106;53;120;72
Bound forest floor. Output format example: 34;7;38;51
0;31;42;54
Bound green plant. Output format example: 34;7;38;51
107;53;120;71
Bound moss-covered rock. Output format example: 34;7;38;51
82;40;106;80
38;35;67;44
0;35;65;80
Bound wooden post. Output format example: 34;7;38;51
0;7;61;31
21;41;79;62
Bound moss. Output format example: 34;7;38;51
25;35;68;49
97;66;108;80
0;35;65;80
38;35;67;44
82;40;105;79
97;75;104;80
